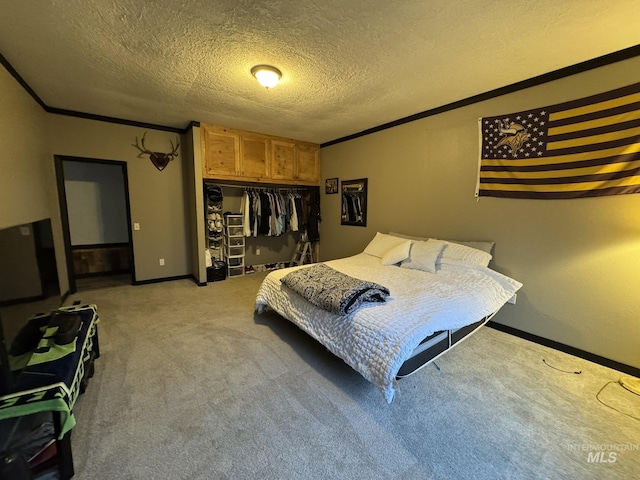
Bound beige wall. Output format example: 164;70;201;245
47;116;190;282
0;67;50;230
0;65;69;294
2;61;193;289
319;57;640;370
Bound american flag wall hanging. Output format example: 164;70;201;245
477;82;640;199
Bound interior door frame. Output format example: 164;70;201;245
54;155;136;293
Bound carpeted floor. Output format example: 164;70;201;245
75;273;132;292
53;274;640;479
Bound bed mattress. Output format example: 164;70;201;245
255;253;521;402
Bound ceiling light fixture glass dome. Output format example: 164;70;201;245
251;65;282;89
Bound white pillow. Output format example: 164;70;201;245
381;240;412;265
438;241;492;268
400;239;446;273
388;231;429;242
390;232;495;255
363;232;411;258
448;240;495;254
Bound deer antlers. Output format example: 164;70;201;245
132;132;180;171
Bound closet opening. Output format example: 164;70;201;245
203;182;320;280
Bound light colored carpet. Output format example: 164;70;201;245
75;273;132;293
62;274;639;480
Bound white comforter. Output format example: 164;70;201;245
255;253;522;403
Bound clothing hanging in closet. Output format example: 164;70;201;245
241;189;309;237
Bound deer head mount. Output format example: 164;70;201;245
132;132;180;171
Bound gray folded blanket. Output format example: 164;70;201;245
280;263;390;315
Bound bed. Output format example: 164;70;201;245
255;233;522;403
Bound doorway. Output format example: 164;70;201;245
55;156;135;293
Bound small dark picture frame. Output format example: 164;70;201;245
341;178;367;226
325;177;339;194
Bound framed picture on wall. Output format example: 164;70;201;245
341;178;367;226
325;177;338;194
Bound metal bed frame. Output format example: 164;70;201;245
396;312;497;378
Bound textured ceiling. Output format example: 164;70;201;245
1;0;640;144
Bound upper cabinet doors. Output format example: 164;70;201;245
295;142;320;183
270;140;319;184
201;125;239;178
201;124;320;185
239;133;269;179
270;140;296;181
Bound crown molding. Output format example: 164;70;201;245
0;51;189;134
321;44;640;148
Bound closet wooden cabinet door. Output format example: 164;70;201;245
270;140;297;181
296;142;320;183
270;140;320;184
239;133;269;180
201;125;239;178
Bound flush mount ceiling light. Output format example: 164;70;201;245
251;65;282;89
